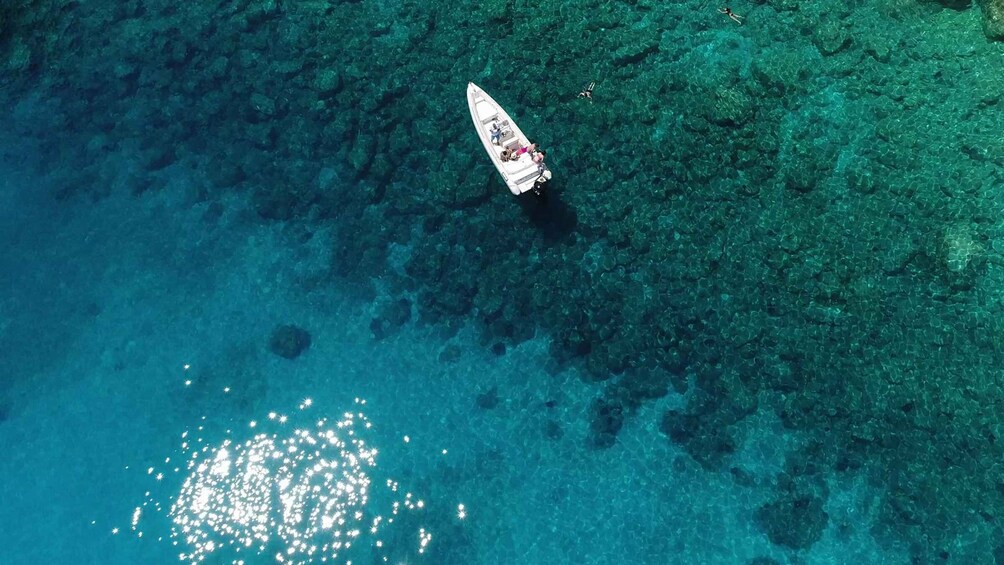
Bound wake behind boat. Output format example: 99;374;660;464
467;82;551;196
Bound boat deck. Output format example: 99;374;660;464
468;82;550;195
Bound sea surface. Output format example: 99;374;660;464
2;0;1004;564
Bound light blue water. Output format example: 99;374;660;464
0;145;905;564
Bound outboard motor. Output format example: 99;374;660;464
531;169;552;198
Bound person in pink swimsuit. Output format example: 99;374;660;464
515;143;538;157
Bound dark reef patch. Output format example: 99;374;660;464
370;298;412;340
268;324;312;360
754;494;829;550
475;386;499;410
438;344;463;364
588;396;624;449
544;419;563;440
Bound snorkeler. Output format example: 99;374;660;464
578;81;595;102
719;7;743;24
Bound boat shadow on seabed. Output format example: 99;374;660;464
515;178;578;244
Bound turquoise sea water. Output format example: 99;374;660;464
3;0;1004;563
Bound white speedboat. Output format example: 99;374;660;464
467;82;552;196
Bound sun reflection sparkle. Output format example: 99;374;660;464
137;399;433;564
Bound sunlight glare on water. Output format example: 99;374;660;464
135;398;432;564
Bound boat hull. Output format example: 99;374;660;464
467;82;551;196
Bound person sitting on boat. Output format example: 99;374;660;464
501;145;524;162
490;121;503;145
514;143;538;159
533;150;547;174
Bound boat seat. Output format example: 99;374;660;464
506;157;537;174
515;168;546;186
481;113;499;125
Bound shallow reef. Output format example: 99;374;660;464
5;0;1004;559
